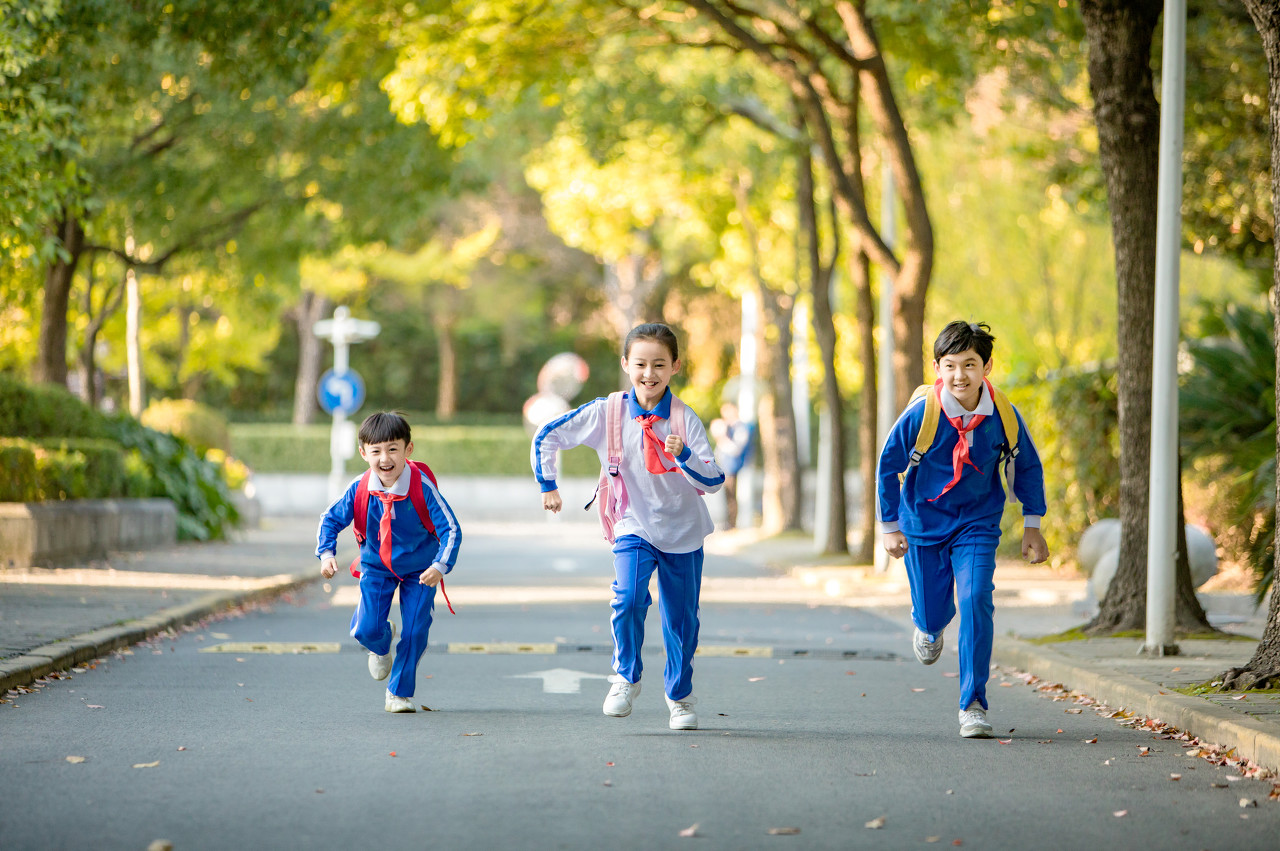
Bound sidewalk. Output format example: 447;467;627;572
716;527;1280;777
0;515;321;693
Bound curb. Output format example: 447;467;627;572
0;571;318;694
992;634;1280;774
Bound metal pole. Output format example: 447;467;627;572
874;159;897;572
737;288;759;528
1145;0;1186;656
328;307;353;501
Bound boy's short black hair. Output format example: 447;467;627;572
358;411;411;446
934;320;996;364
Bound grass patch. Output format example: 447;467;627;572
1029;627;1257;645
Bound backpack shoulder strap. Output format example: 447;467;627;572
406;460;437;537
989;384;1019;453
353;470;372;543
669;395;688;440
908;382;940;468
605;391;625;476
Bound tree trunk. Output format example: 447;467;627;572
125;265;145;418
76;254;123;409
292;290;331;426
1079;0;1163;635
35;212;84;387
842;69;878;563
800;130;848;555
435;291;459;420
1220;0;1280;689
733;174;801;532
757;285;802;533
837;1;933;409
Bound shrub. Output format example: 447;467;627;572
141;399;231;454
0;374;109;439
229;422;600;477
0;440;38;501
32;439;127;500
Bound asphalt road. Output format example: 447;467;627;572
3;521;1279;850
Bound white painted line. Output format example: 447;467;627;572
200;642;341;654
509;668;608;694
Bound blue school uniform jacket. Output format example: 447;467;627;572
315;463;462;576
876;386;1046;546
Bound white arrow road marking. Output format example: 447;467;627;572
510;668;609;694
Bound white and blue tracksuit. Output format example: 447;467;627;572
877;383;1046;712
316;464;461;699
532;388;725;700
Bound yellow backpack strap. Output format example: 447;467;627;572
907;383;939;469
989;383;1021;503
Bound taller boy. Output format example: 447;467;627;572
877;321;1048;738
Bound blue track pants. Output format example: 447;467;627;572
349;567;436;698
610;534;703;701
903;523;1000;711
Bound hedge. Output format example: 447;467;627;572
0;441;38;502
0;438;143;502
230;423;601;478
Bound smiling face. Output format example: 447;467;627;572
622;337;680;410
359;438;413;489
933;347;992;411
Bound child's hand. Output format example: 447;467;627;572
883;531;909;560
1022;528;1049;564
665;434;684;458
320;556;337;579
420;565;444;587
542;489;563;513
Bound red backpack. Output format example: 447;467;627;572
349;459;453;613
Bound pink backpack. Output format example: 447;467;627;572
587;391;697;543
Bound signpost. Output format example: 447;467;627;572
314;306;380;500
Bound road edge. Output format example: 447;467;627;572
993;634;1280;773
0;572;319;693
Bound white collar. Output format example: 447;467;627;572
939;381;993;420
367;464;412;496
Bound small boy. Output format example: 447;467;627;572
317;411;461;713
877;321;1048;739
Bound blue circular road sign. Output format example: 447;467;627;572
317;369;366;416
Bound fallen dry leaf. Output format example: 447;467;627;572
86;705;104;710
1037;740;1053;744
911;688;926;693
389;752;397;757
952;841;963;847
846;671;856;676
606;761;615;766
65;756;86;764
998;739;1012;745
1170;774;1181;781
1057;729;1064;734
999;682;1014;688
767;828;801;835
1137;746;1151;756
1239;799;1258;808
926;838;941;844
1084;737;1098;744
603;780;612;787
1211;782;1229;789
678;823;699;837
133;761;160;769
1231;694;1248;701
748;677;766;682
865;816;886;829
943;672;959;678
420;705;434;711
461;732;482;737
1113;810;1128;818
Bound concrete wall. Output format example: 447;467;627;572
0;499;177;569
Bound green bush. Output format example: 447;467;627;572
141;398;231;454
107;416;240;540
0;374;108;440
230;422;600;477
0;440;38;501
33;439;128;500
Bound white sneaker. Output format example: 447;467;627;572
912;628;943;665
666;695;698;730
368;622;396;681
385;689;416;713
603;675;640;717
958;701;993;738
